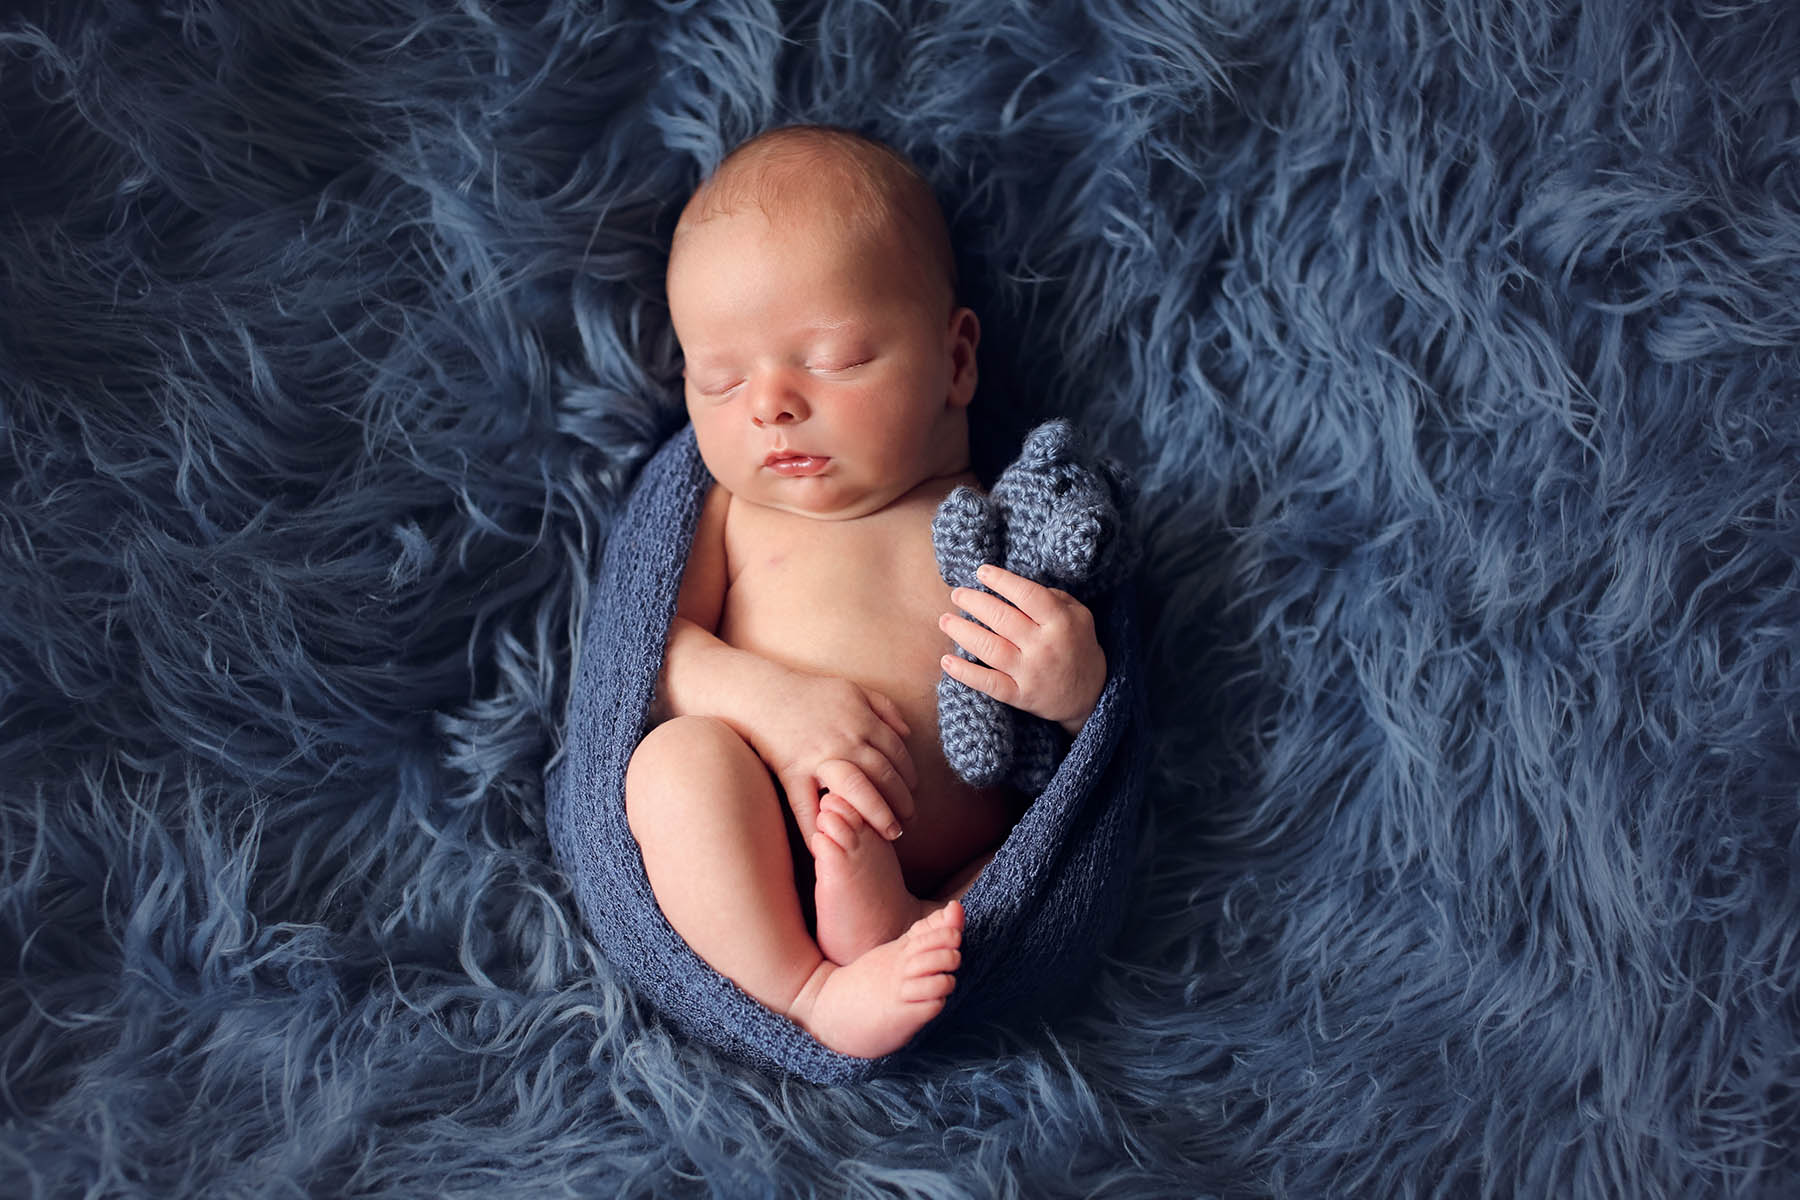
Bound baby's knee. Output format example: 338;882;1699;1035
626;715;745;791
624;716;763;840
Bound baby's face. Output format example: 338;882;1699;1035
666;203;977;521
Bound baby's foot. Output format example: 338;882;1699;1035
790;902;965;1060
811;797;934;965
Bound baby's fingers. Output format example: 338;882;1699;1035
859;686;913;741
778;771;823;841
816;759;903;841
972;564;1063;625
852;745;917;823
857;687;919;792
939;654;1020;707
939;612;1021;673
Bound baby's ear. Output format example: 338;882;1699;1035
946;308;980;408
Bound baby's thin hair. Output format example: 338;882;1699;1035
674;124;958;307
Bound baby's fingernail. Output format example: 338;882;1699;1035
888;826;903;840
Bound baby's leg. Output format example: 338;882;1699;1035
625;716;961;1058
812;795;1001;964
812;795;936;965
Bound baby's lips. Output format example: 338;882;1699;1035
762;452;832;476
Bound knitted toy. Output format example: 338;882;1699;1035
932;419;1132;793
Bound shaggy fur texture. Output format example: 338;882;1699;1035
3;0;1796;1195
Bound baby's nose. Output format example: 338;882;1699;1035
747;372;808;425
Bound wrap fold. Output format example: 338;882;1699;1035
546;426;1145;1082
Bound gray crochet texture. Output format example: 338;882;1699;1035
933;420;1133;793
544;425;1145;1082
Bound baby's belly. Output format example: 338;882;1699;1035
720;592;1020;894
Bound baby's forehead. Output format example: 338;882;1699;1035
679;145;910;246
676;147;957;307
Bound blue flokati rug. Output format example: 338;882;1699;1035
3;0;1796;1195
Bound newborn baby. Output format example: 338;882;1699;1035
627;125;1108;1059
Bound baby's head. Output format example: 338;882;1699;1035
667;125;980;521
673;126;958;316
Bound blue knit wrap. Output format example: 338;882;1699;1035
544;425;1146;1082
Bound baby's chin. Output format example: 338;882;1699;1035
736;472;910;522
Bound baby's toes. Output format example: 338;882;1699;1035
825;795;871;837
813;806;858;855
900;971;957;1003
933;899;966;933
906;944;961;977
899;903;962;946
908;925;961;957
901;908;963;955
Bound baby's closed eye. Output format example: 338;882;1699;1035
689;375;743;398
803;334;875;369
806;353;872;374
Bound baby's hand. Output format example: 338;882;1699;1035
938;564;1107;737
747;671;917;842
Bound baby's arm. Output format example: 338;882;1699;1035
653;484;772;726
652;484;918;840
937;563;1107;737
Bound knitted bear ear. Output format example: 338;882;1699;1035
1021;419;1076;464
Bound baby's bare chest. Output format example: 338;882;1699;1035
717;498;954;710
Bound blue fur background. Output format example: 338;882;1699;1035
4;0;1797;1194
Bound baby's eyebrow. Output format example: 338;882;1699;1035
802;317;868;336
